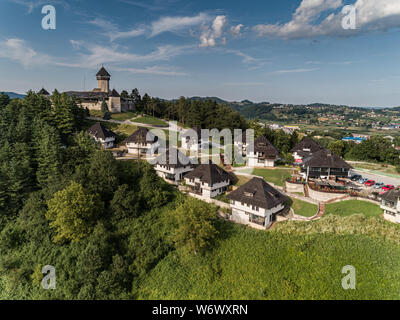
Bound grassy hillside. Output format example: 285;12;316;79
325;200;382;217
138;216;400;300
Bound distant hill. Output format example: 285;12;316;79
1;92;25;99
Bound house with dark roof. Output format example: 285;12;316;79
291;137;324;164
38;88;50;96
227;177;289;229
180;127;206;152
123;127;158;155
381;189;400;224
64;67;135;113
87;122;116;149
153;148;194;183
301;149;353;180
247;135;280;167
184;161;231;198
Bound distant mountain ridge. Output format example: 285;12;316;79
1;92;25;99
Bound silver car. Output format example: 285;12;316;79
373;182;384;189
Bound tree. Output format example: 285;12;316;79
110;184;140;219
0;92;10;109
328;140;345;158
170;197;218;254
46;181;104;243
120;90;129;99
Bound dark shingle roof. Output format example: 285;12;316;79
291;137;323;154
184;161;230;185
154;148;192;168
96;67;111;78
303;149;353;169
124;127;157;144
381;189;400;203
64;91;109;100
253;135;279;157
227;177;289;210
110;89;120;97
87;122;116;140
38;88;50;95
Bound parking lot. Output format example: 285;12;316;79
350;169;400;189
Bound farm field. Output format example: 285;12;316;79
325;200;382;217
138;217;400;300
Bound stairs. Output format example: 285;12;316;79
304;184;310;198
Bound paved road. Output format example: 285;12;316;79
350;169;400;187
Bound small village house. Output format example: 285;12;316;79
227;177;289;229
291;137;323;164
87;122;116;149
300;149;353;180
181;127;206;152
247;135;279;168
123;127;158;155
153;148;194;184
184;161;230;198
381;189;400;224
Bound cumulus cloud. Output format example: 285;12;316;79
150;13;209;37
199;15;228;47
230;24;244;36
0;38;55;67
254;0;400;39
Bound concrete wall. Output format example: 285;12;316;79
308;187;347;202
285;181;305;194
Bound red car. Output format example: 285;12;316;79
382;185;395;192
364;180;376;187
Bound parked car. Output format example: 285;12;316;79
364;180;376;187
382;185;395;192
350;174;362;181
357;178;368;184
373;182;384;189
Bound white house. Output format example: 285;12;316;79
247;135;279;168
87;122;116;149
290;137;323;165
124;127;158;155
381;189;400;224
227;177;289;229
153;148;194;184
184;161;230;199
181;127;205;152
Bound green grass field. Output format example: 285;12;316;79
252;168;292;187
133;116;168;127
291;198;318;217
137;216;400;300
111;112;138;121
325;200;382;217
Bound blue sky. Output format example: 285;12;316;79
1;0;400;107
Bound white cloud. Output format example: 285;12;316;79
150;13;209;37
88;18;147;41
199;15;227;47
230;24;244;36
254;0;400;39
0;37;191;78
0;38;54;67
9;0;69;13
113;66;187;76
268;68;317;75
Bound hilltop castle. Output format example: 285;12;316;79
41;67;135;113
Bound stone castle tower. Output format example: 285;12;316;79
96;66;111;93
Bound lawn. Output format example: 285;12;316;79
291;198;318;217
325;200;382;217
138;216;400;300
133;116;168;127
111;112;138;121
252;168;292;187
